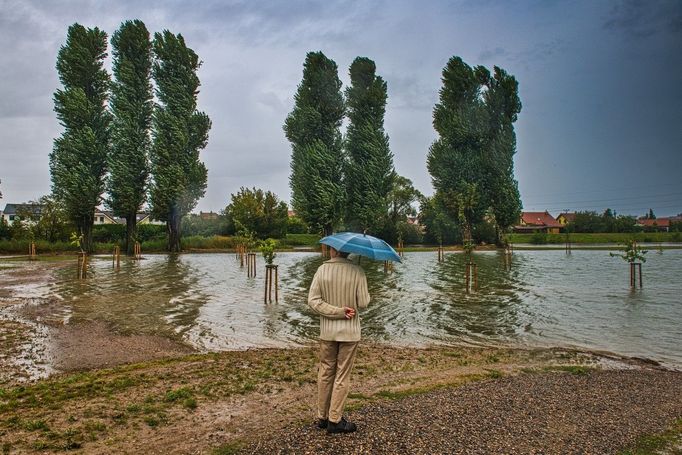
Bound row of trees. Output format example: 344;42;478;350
50;21;209;254
567;209;682;233
284;52;421;243
284;53;521;245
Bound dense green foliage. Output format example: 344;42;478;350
284;52;345;236
50;24;111;253
286;215;309;234
510;232;680;244
181;214;229;237
427;57;521;244
484;67;523;237
570;210;638;233
344;57;394;235
149;30;211;252
107;20;154;255
385;175;422;243
225;187;288;239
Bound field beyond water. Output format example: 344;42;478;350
1;232;681;256
509;231;682;245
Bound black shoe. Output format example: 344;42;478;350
316;418;328;429
327;417;357;434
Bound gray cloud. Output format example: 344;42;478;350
479;47;507;62
1;0;681;217
604;0;682;38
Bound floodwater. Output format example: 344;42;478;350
2;250;681;367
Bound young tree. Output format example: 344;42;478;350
50;24;111;253
284;51;345;236
107;20;153;256
32;195;71;242
344;57;394;234
385;174;422;242
149;31;211;252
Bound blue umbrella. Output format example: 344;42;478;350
319;232;401;262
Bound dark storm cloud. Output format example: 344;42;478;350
604;0;682;38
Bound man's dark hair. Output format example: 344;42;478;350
338;251;350;258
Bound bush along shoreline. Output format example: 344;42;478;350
2;232;682;256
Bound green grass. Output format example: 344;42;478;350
279;233;321;248
211;441;244;455
509;232;681;244
619;418;682;454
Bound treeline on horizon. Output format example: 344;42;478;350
0;18;528;254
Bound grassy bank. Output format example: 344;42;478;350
509;232;681;245
0;234;322;256
0;345;600;453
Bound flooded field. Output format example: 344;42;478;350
1;249;681;373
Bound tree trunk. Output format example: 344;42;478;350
167;208;181;253
324;224;333;237
463;220;473;244
126;213;137;256
80;213;95;254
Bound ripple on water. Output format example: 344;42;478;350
2;249;681;367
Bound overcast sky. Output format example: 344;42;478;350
1;0;680;218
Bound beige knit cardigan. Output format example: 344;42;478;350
307;257;371;342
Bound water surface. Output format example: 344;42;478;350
2;250;681;367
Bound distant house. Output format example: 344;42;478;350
287;210;297;218
199;211;219;221
406;215;419;226
514;211;562;234
636;218;671;232
2;203;43;224
94;210;164;226
136;212;164;225
556;212;576;226
93;211;119;225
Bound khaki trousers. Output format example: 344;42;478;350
317;340;359;423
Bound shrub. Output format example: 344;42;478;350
530;232;548;244
92;224;125;243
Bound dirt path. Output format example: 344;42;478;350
246;369;682;454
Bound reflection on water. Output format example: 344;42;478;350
3;250;682;366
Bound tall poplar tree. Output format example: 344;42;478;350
484;67;522;240
427;57;522;244
149;31;210;252
427;57;489;242
344;57;394;234
50;24;111;253
108;20;153;255
284;51;345;236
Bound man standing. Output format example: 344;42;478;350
308;246;370;434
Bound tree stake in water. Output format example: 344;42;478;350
610;239;647;288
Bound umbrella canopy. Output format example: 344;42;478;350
319;232;401;262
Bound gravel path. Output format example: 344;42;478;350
245;370;682;454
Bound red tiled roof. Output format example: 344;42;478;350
637;218;670;227
520;211;562;228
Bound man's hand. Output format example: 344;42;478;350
344;307;356;319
